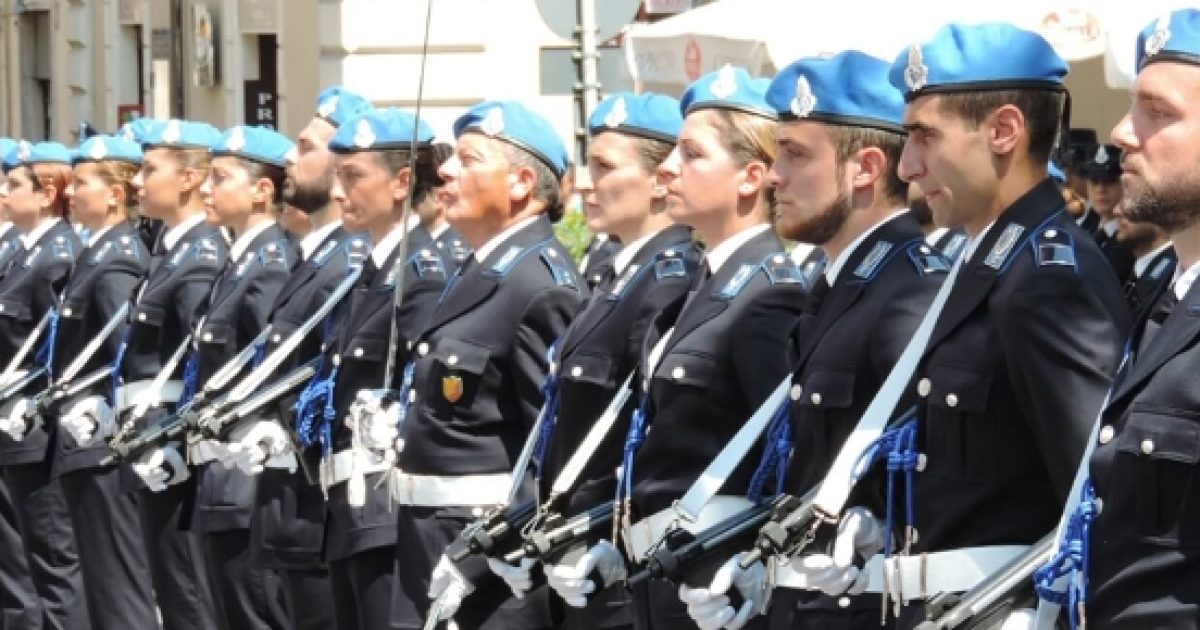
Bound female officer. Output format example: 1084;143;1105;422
181;125;293;630
120;119;226;630
0;140;88;630
486;92;702;630
544;66;809;630
49;134;157;629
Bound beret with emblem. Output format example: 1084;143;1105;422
0;139;19;173
73;135;143;166
330;107;436;154
888;22;1068;102
141;119;222;150
211;125;296;168
680;64;775;119
767;51;905;134
588;92;683;143
1082;144;1121;181
26;142;73;165
453;100;569;177
315;86;374;128
118;118;166;145
1137;9;1200;70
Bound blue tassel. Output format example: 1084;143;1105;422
1034;481;1099;630
617;399;652;505
530;342;561;480
34;311;59;381
851;415;920;559
177;351;200;406
109;328;131;405
747;401;792;503
250;339;268;369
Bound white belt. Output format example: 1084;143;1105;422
860;545;1029;601
263;453;298;471
625;495;753;562
115;379;182;412
773;555;886;593
388;470;512;507
320;448;395;490
188;438;227;465
0;370;28;391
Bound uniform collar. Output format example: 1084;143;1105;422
612;230;658;276
473;215;539;263
825;209;907;285
21;217;61;249
1134;241;1174;279
961;219;998;265
705;223;770;275
229;219;277;261
370;216;420;268
86;224;114;248
1102;218;1119;237
1075;206;1093;228
299;219;342;261
429;222;450;240
1175;258;1200;301
162;212;207;251
925;226;949;245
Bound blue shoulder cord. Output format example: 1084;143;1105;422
177;350;201;407
34;310;59;381
851;408;921;559
617;395;653;509
294;267;360;456
109;327;131;405
747;400;792;504
529;342;561;481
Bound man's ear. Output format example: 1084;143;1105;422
391;167;412;204
988;104;1024;157
507;166;536;204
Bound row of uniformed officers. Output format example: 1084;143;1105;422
0;11;1195;630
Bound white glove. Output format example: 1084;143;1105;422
787;507;884;597
348;389;400;452
545;539;627;608
61;395;115;445
427;554;474;622
0;398;31;441
1000;608;1036;630
131;444;190;492
679;553;768;630
487;557;537;599
224;419;293;475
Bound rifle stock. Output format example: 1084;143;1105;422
448;499;538;563
629;500;777;587
503;502;614;565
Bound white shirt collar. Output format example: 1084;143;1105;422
1102;218;1120;237
371;220;413;268
925;226;949;246
229;219;277;262
473;215;539;263
705;223;771;275
299;220;342;261
429;222;450;240
1134;241;1174;279
21;217;61;249
0;222;13;238
162;213;207;251
86;225;114;248
790;242;817;265
1075;207;1093;227
961;220;998;265
612;230;659;276
1174;258;1200;301
825;209;907;285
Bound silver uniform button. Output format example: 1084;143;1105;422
1045;229;1058;238
838;596;850;609
409;390;417;403
137;312;146;321
945;393;959;408
417;342;429;356
62;308;72;317
354;347;364;358
789;384;803;401
810;392;822;405
571;366;583;378
672;366;685;380
448;355;459;366
272;334;282;343
202;332;213;343
471;506;483;517
332;354;341;367
1141;439;1155;455
917;378;931;397
1098;425;1114;445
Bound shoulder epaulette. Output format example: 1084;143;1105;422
906;241;952;275
259;240;290;269
439;237;471;264
342;237;370;269
1149;255;1174;281
763;252;806;285
409;248;447;281
489;244;526;276
540;247;579;290
608;263;641;299
940;232;968;262
718;263;759;299
51;234;74;261
311;238;339;267
853;241;893;280
1031;226;1077;270
194;237;223;265
653;248;688;281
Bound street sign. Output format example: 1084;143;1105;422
536;0;641;43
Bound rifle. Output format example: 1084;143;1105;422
0;310;55;406
914;533;1056;630
447;499;539;563
503;502;614;565
22;366;114;432
629;498;779;586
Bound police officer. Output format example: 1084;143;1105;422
690;51;949;630
0;139;29;271
119;119;225;630
822;23;1127;629
1080;10;1200;627
421;142;472;271
487;92;702;630
46;135;158;629
293;107;447;629
165;125;293;630
237;86;372;630
1059;127;1097;206
0;140;88;630
1085;144;1137;283
392;100;587;630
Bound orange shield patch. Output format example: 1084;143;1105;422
442;375;464;403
